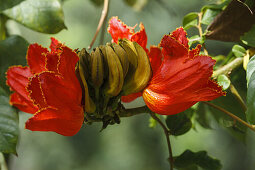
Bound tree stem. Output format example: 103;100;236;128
197;12;208;55
119;105;149;117
88;0;109;49
202;101;255;132
150;113;174;170
212;57;243;77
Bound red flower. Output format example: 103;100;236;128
6;38;83;136
108;17;225;115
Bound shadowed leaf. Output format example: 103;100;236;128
0;0;25;12
205;0;255;42
0;36;29;92
0;87;19;154
165;110;192;136
174;150;222;170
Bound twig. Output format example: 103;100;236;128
150;112;174;170
229;84;247;112
119;105;149;117
202;101;255;132
197;12;208;55
88;0;109;49
212;57;243;77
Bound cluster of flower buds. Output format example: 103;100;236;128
76;39;151;127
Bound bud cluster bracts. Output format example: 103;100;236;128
76;39;152;128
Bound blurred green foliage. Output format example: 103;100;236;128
0;0;254;170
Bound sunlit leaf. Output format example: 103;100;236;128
182;12;198;30
246;55;255;84
165;110;192;136
188;35;204;46
3;0;66;34
217;74;230;90
0;35;28;92
201;0;231;12
232;45;246;57
0;87;19;154
0;0;25;12
246;55;255;124
174;150;222;170
201;8;221;25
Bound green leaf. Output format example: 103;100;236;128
217;74;231;90
188;35;205;46
201;0;231;12
246;55;255;85
0;35;29;92
182;12;198;30
241;24;255;47
232;45;246;58
149;117;157;128
174;150;222;170
201;8;221;25
3;0;66;34
165;111;192;136
0;0;25;12
246;69;255;124
196;103;212;129
0;87;19;154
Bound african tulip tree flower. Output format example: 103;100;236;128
6;38;83;136
108;17;226;115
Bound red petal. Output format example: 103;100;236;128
148;46;163;74
108;16;135;43
45;53;60;73
170;27;189;49
131;23;148;52
188;44;201;60
121;92;142;103
25;107;84;136
27;44;48;74
36;72;82;109
58;46;80;85
10;92;37;114
6;66;33;101
50;37;62;53
160;34;188;59
27;75;48;109
143;88;196;115
6;66;38;113
194;79;226;101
